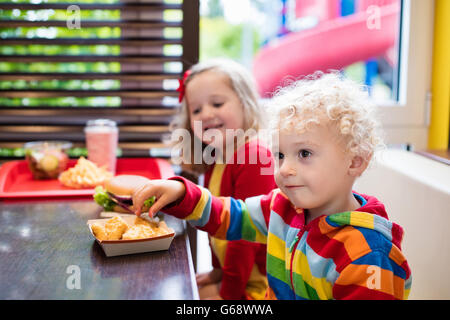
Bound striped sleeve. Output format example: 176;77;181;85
163;176;272;244
332;249;411;300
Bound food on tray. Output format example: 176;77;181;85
59;157;113;189
91;216;172;241
91;222;109;241
93;175;155;213
91;216;128;241
122;224;155;240
104;216;129;240
24;141;72;179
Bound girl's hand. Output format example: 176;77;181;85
132;179;186;217
196;268;223;288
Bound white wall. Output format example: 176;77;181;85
355;149;450;300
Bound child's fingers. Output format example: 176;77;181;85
133;183;156;216
133;179;185;216
149;193;170;217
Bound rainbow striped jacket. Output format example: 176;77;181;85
163;177;412;300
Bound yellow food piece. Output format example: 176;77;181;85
59;156;113;189
134;218;170;236
122;225;155;240
104;216;129;240
91;216;172;241
134;217;154;227
152;221;170;237
40;154;59;171
91;222;108;241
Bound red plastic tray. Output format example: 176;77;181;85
0;158;174;199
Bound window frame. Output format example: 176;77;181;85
375;0;434;149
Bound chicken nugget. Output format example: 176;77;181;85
104;216;129;240
134;216;154;227
91;222;108;241
122;225;155;240
152;221;171;236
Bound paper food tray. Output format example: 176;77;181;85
87;215;175;257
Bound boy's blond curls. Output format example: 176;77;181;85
267;71;385;164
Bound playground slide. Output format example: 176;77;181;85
252;3;400;96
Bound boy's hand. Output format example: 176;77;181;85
132;179;186;217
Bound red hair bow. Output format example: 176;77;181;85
176;70;191;103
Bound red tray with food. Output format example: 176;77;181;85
0;158;174;199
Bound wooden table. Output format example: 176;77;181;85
0;198;199;300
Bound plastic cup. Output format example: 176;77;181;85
84;119;118;174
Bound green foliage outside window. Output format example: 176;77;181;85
0;0;181;158
0;0;123;158
0;2;122;107
200;17;260;62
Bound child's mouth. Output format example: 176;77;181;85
204;123;224;131
285;185;305;189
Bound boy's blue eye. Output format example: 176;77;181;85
274;152;284;160
192;108;201;115
212;102;223;108
298;150;312;158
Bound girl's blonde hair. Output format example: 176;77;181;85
169;58;265;175
267;71;384;163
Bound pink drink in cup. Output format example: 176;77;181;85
84;119;118;174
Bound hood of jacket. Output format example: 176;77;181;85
325;192;405;250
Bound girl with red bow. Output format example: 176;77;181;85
170;58;276;300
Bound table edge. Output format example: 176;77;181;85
183;222;199;300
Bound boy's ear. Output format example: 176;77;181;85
348;155;368;177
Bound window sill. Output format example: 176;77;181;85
415;150;450;166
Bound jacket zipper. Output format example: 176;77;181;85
289;227;306;298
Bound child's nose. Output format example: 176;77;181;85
200;105;215;120
279;160;296;177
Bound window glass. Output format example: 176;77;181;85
200;0;402;101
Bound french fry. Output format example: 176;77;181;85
59;156;113;189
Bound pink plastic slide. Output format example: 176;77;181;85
252;2;400;96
